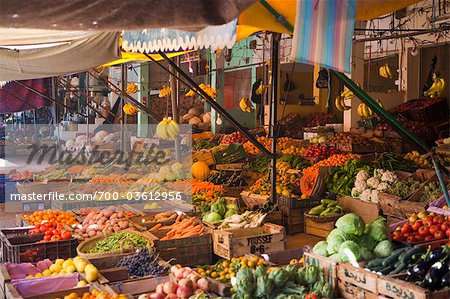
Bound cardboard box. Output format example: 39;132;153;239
337;197;380;224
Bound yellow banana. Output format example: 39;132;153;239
159;86;171;98
335;96;344;111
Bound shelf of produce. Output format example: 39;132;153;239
303;252;337;289
377;273;450;299
212;223;285;259
150;229;213;266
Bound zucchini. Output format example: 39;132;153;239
390;262;407;275
378;265;395;275
321;199;338;206
366;258;384;269
382;247;408;266
400;246;426;263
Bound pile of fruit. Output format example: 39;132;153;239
221;131;247;144
197;256;267;283
73;206;135;217
249;172;300;198
73;207;136;239
303;145;341;160
392;211;450;243
24;210;77;225
201;199;239;224
62;290;126;299
243;136;295;155
277;155;311;171
116;247;168;277
404;151;432;168
281;145;306;156
24;257;98;282
144;265;210;299
28;222;72;242
329;132;372;146
303;154;360;176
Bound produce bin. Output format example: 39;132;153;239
281;206;309;235
337;263;379;294
212;223;285;259
304;213;340;238
108;276;168;298
303;252;337;289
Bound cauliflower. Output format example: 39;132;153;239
356;170;369;182
367;177;380;189
351;187;361;198
355;180;368;192
360;189;372;202
371;190;380;203
381;171;398;183
376;182;390;192
373;169;386;178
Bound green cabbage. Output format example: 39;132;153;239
328;253;342;262
226;203;239;211
360;233;378;251
312;241;329;257
326;228;358;254
203;211;223;223
211;202;227;217
225;209;238;218
338;240;361;263
335;213;365;236
367;217;389;241
360;247;374;261
373;240;395;258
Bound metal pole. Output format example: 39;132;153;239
270;33;280;204
147;52;273;159
121;64;126;152
170;60;181;162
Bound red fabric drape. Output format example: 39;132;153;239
0;79;51;114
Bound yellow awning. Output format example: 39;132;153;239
237;0;423;39
101;51;189;67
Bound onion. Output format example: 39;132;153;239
197;278;209;291
163;281;177;295
178;278;194;290
155;283;165;295
181;267;192;278
187;272;201;283
176;286;193;299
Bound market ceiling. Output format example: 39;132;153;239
0;0;423;31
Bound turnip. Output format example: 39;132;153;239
163;281;177;295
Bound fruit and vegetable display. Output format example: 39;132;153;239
86;231;151;254
28;222;72;242
217;210;267;229
404;150;432;168
73;208;136;239
277;155;311;171
158;217;206;240
307;199;344;218
325;159;371;197
351;168;398;203
391;211;450;243
24;210;77;225
246;154;270;173
365;246;427;275
231;264;334;299
387;177;421;198
313;214;395;263
374;152;419;173
201;199;239;224
196;256;267;283
207;170;245;187
303;154;360;177
142;264;211;299
116;247;169;277
302;145;341;160
221;131;247;144
62;290;127;299
249;172;301;198
329;132;372;146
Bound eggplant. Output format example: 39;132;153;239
442;272;450;289
429;247;444;262
406;259;431;282
423;257;448;291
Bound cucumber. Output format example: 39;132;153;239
321;199;338;206
400;246;426;263
390;262;407;275
378;265;395;275
382;247;408;266
366;258;384;269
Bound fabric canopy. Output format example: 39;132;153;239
0;28;91;46
0;78;51;113
122;20;237;53
0;32;120;81
0;0;257;31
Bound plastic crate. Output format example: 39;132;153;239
0;227;78;263
408;98;449;122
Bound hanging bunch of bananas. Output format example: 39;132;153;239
123;103;139;115
255;82;266;95
239;97;253;113
156;117;180;141
185;83;217;99
424;76;446;98
335;96;351;111
159;86;171;98
126;82;138;94
357;99;383;119
378;63;393;78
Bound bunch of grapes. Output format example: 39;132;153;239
116;247;168;277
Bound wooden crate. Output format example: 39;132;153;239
0;263;11;299
108;276;168;298
303;252;337;288
212;223;286;259
281;206;307;235
240;191;269;209
377;273;450;299
264;210;283;226
337;263;379;294
304;216;335;238
215;163;245;171
337;279;379;299
150;229;213;266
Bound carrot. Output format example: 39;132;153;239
149;223;162;231
175;213;184;223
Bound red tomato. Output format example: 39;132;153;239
39;226;47;233
446;228;450;238
61;231;71;240
43;235;51;242
424;235;434;241
406;236;416;243
418;226;429;236
401;223;412;234
415;235;424;242
434;230;445;239
429;225;439;235
422;216;433;227
441;221;450;232
392;231;402;241
433;215;444;224
412;220;423;231
50;235;61;241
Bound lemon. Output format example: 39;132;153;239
26;275;33;279
55;259;65;267
63;259;74;269
42;269;52;276
34;273;43;278
49;264;62;273
77;280;88;287
66;265;76;273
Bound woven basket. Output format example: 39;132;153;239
76;229;155;260
304;212;344;223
